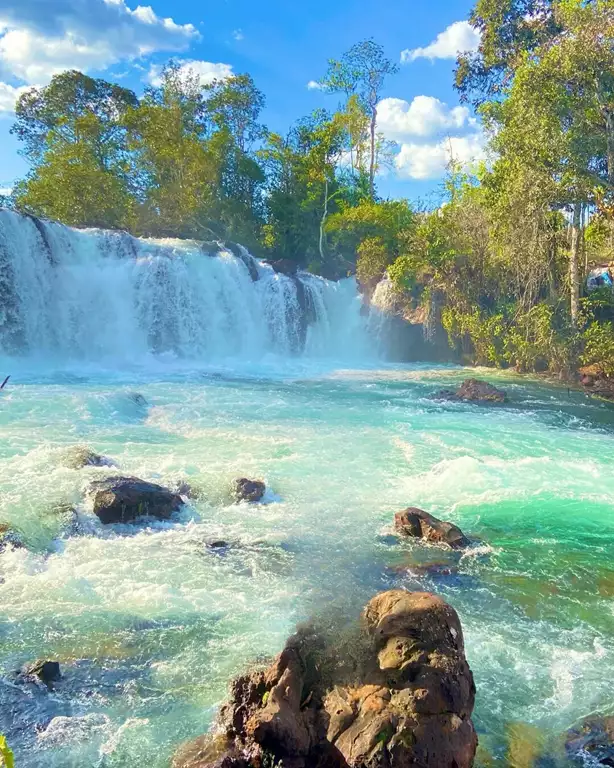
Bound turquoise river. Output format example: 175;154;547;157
0;210;613;767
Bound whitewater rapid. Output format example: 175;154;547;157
0;209;370;365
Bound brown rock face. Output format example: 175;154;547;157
233;478;266;504
173;590;477;768
89;476;183;524
436;379;507;404
394;508;470;549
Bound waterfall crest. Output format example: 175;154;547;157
0;209;370;363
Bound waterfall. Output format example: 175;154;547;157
0;209;371;364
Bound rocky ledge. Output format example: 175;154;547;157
435;379;507;404
173;589;477;768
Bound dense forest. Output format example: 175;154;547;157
3;0;614;378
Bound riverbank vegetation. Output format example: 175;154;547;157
3;0;614;377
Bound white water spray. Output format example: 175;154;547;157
0;209;370;363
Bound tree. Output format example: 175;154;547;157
259;110;349;272
204;74;267;152
480;0;614;327
13;123;135;229
12;70;137;165
455;0;560;105
203;74;268;247
11;71;138;228
320;40;398;197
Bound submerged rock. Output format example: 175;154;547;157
88;476;183;524
0;522;25;552
566;715;614;766
20;659;62;688
436;378;507;404
127;392;148;407
173;589;477;768
233;478;266;504
63;445;117;469
394;507;470;549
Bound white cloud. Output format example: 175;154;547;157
377;96;472;140
0;81;32;114
147;59;233;87
395;132;487;180
0;0;199;84
401;21;481;63
0;186;12;196
307;80;323;90
232;29;244;41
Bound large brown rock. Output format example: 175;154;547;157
173;590;477;768
394;508;470;549
89;476;183;524
436;379;507;404
566;715;614;766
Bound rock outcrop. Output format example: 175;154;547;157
566;715;614;766
435;379;507;404
233;478;266;504
88;476;183;524
394;508;470;549
173;589;477;768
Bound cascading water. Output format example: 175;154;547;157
0;209;370;364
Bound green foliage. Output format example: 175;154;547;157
503;303;571;373
0;735;14;768
581;321;614;376
442;306;506;366
13;135;135;230
356;237;390;289
326;199;414;266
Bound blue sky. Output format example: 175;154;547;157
0;0;482;203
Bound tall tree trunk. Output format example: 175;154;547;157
369;106;376;198
319;178;328;263
604;107;614;186
569;201;582;330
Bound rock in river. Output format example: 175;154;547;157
173;589;477;768
394;507;470;549
436;378;507;404
89;476;183;524
0;523;24;552
63;445;117;469
19;660;62;688
233;478;266;504
566;715;614;766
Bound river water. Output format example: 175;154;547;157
1;211;613;767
